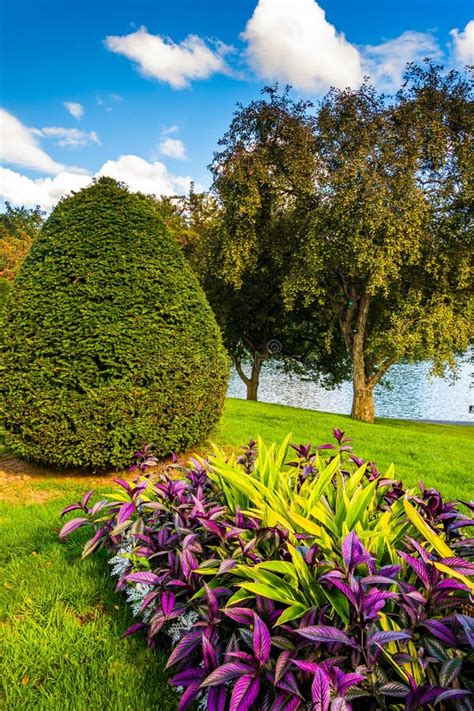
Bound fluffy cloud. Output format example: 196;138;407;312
240;0;459;94
0;109;195;208
450;20;474;66
363;31;442;92
32;126;101;148
96;154;194;194
159;137;186;159
241;0;362;92
104;26;232;89
0;108;66;174
101;4;470;97
64;102;85;120
0;167;90;209
0;155;196;209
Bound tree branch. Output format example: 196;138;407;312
241;335;257;353
338;286;362;357
232;353;251;387
368;354;398;389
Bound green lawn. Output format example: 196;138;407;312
219;399;474;501
0;398;473;709
0;495;178;711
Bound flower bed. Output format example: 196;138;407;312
60;432;474;710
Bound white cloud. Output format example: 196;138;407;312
32;126;101;148
64;102;85;120
96;154;194;194
0;108;66;174
0;167;90;209
162;124;178;135
0;111;193;208
0;155;197;209
159;136;186;159
240;0;451;94
450;20;474;66
241;0;362;92
363;31;442;92
104;25;232;88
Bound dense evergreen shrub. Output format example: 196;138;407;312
0;278;10;313
0;178;229;468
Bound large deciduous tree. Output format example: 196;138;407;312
285;63;473;422
200;87;348;400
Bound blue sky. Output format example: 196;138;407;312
1;0;472;208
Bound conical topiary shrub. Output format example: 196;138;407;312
0;178;229;468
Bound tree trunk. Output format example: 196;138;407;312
347;293;375;423
233;350;264;402
351;348;375;423
246;358;262;401
351;383;375;423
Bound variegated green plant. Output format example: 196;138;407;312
206;435;410;566
202;434;474;625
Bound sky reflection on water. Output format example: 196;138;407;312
228;355;473;423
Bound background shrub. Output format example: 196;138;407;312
0;178;229;468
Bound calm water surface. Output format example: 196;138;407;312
227;355;473;423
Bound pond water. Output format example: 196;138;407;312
227;354;473;423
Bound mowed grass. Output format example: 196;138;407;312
0;491;178;711
0;398;473;709
219;399;474;502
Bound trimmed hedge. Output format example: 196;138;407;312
0;278;11;313
0;178;229;468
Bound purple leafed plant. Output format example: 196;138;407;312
60;433;474;710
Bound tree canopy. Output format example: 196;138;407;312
194;64;472;419
283;63;473;421
194;87;349;399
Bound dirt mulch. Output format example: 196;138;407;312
0;456;128;504
0;451;199;505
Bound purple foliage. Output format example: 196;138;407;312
60;434;474;710
414;482;474;542
236;440;258;474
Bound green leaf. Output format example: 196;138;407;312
225;588;252;607
345;479;378;529
287;510;321;536
321;585;349;624
255;560;298;580
440;657;462;687
275;603;309;625
237;581;297;606
306;455;340;511
403;499;454;558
